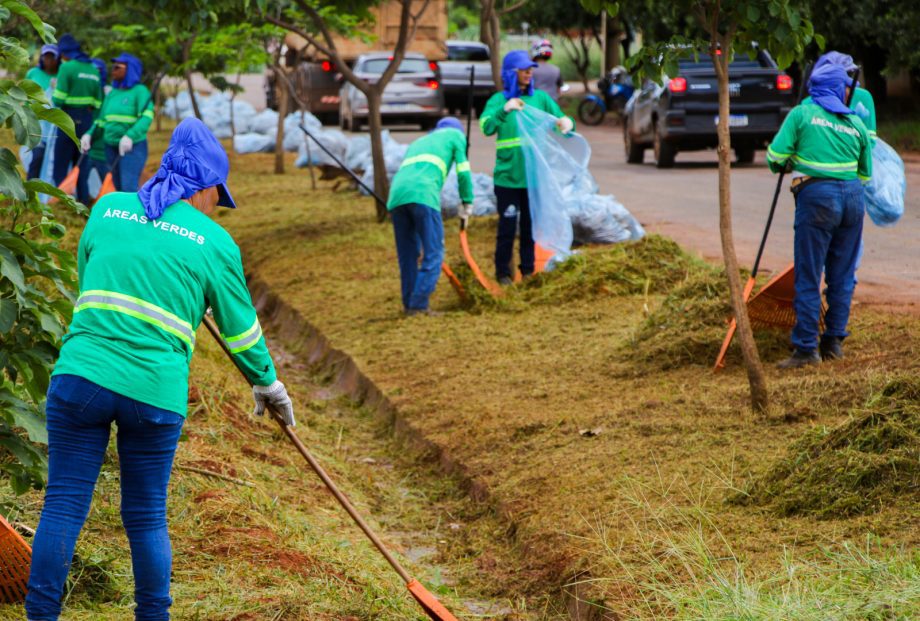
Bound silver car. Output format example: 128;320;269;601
339;52;444;131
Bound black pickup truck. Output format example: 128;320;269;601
623;52;794;167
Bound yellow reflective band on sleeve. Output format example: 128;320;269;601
75;290;195;349
478;115;492;130
496;138;521;150
399;154;448;178
456;161;471;173
142;109;155;119
766;146;790;162
222;318;263;355
52;89;67;100
858;174;871;183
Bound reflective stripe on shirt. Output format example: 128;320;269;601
456;161;471;173
105;114;140;123
496;137;521;150
221;317;263;354
75;290;196;349
399;154;448;178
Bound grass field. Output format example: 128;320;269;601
2;126;918;619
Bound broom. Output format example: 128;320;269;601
297;124;466;300
201;315;459;621
0;515;31;603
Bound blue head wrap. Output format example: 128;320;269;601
57;34;89;62
501;50;538;99
435;116;463;133
111;52;143;89
90;58;107;86
807;64;854;115
814;51;858;74
138;118;237;220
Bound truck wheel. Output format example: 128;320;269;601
624;120;644;164
653;123;676;168
735;147;755;165
577;98;606;126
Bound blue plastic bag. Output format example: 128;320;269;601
517;106;643;267
864;139;906;227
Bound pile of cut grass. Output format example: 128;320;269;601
734;376;920;518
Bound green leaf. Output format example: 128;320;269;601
747;6;761;22
0;244;25;289
23;179;78;209
9;91;43;148
8;402;47;444
0;147;26;201
815;33;826;50
0;297;16;332
0;0;56;43
34;107;76;145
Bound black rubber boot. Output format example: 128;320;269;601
777;348;821;369
820;336;844;360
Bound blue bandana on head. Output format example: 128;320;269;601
138;118;236;220
501;50;538;99
807;64;854;115
435;116;463;133
90;58;107;85
112;52;143;89
814;51;858;74
57;34;89;62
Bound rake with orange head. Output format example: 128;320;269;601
0;515;31;603
201;315;459;621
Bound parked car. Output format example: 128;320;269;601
339;52;444;131
440;40;495;115
623;51;795;167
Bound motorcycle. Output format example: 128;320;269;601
577;66;634;126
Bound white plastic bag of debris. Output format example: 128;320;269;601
233;132;275;154
294;129;350;167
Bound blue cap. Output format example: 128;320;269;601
111;52;143;89
138;118;236;220
501;50;538;99
57;34;82;57
40;44;59;58
435;116;463;133
503;50;538;72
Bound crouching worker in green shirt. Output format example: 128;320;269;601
25;118;295;621
387;116;474;315
766;64;872;369
80;52;153;192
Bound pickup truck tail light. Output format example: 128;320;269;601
776;74;793;91
415;79;439;89
668;77;687;93
429;61;439;72
321;60;332;72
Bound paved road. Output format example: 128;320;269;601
378;120;919;308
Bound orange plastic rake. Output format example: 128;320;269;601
202;316;459;621
0;515;31;603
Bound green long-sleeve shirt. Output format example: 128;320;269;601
766;102;872;182
95;83;154;144
479;89;572;188
25;66;55;92
387;127;473;211
803;86;876;142
53;192;276;415
51;59;101;109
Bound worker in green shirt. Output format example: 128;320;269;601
766;63;872;369
25;118;295;621
803;51;877;141
80;53;153;192
387;116;473;314
76;58;111;204
24;44;59;180
480;49;574;285
51;34;102;202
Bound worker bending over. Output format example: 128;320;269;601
480;50;574;285
766;64;872;369
25;118;295;621
387;116;473;315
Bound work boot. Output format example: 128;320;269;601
819;336;844;360
776;348;821;369
498;276;514;287
405;308;442;317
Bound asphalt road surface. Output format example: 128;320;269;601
361;120;920;309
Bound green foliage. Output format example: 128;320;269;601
0;1;82;494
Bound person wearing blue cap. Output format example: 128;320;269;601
386;116;474;314
76;58;111;202
25;117;296;621
24;44;59;180
480;50;574;285
766;64;872;368
80;53;154;192
51;34;102;201
804;51;877;142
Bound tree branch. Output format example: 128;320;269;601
376;0;415;91
497;0;527;16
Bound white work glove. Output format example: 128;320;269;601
80;133;92;153
503;98;524;113
556;116;574;134
118;135;134;156
252;380;295;426
458;203;473;220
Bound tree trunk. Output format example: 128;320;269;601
274;72;288;175
365;88;389;222
604;14;623;71
480;0;502;92
713;42;769;412
185;72;202;120
230;72;241;141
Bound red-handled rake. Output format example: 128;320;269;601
0;515;31;603
201;315;459;621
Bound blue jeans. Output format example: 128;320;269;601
26;142;46;180
106;140;148;192
391;203;444;311
494;185;534;279
26;374;184;621
77;156;110;202
792;178;865;351
52;107;94;203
